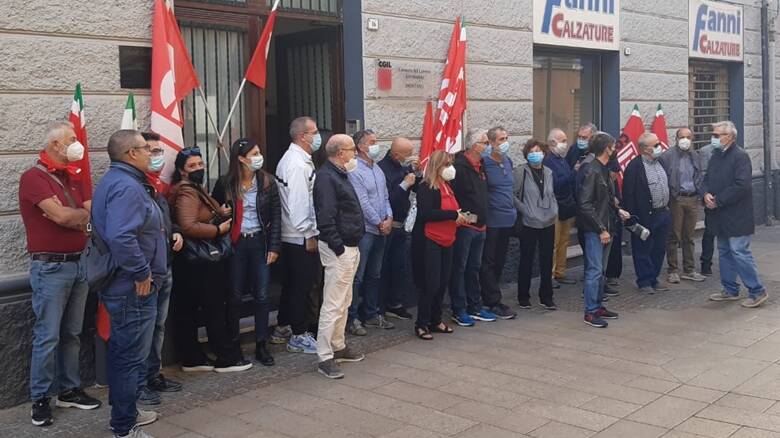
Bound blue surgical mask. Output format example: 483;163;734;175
498;142;510;155
652;146;663;159
368;144;385;161
711;137;722;150
150;155;165;172
527;151;544;166
576;139;589;150
310;133;322;152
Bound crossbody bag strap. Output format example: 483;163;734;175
35;164;78;208
187;183;219;218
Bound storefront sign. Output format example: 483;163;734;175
374;59;437;98
533;0;620;51
689;0;743;62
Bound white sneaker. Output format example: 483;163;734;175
681;272;706;282
115;426;156;438
741;292;769;308
668;273;680;284
709;291;741;302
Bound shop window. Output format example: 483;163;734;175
689;62;730;150
533;52;601;142
267;0;340;16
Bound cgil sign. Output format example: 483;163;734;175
533;0;620;51
689;0;743;62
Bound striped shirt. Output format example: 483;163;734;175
642;156;670;209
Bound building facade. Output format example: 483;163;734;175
0;0;778;407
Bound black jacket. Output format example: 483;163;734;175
622;156;656;227
576;158;617;234
212;171;282;254
313;160;365;255
566;143;588;168
154;193;179;267
378;155;416;222
450;151;488;227
702;145;754;237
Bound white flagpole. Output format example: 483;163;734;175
196;86;229;161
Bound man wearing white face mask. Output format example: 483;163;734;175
623;133;672;294
544;128;577;287
313;134;366;379
659;128;705;284
346;129;394;335
19;121;101;427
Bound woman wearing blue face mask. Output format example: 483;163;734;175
212;138;282;367
514;140;559;310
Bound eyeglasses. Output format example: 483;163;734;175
150;148;165;157
711;133;722;138
341;147;357;152
128;144;151;154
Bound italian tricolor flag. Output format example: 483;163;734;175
68;83;92;190
120;92;138;130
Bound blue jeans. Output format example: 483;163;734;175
102;284;157;436
350;232;386;322
631;210;671;288
143;268;172;383
381;227;411;311
718;235;765;298
583;232;610;314
449;227;486;315
229;234;271;343
29;259;89;401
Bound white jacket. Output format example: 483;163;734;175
275;143;319;245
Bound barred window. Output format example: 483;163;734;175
689;62;730;150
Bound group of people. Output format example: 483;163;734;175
18;115;768;438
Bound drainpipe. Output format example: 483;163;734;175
761;0;775;225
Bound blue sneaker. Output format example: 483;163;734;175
451;312;475;327
469;309;497;322
584;313;608;328
287;332;317;354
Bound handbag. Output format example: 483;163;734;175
180;185;233;263
511;168;527;237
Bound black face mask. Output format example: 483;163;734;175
188;169;205;185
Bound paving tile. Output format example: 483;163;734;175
380;400;478;435
627;396;708;428
626;376;682;394
734;364;780;400
741;340;780;362
730;427;780;437
715;394;776;412
238;403;336;437
696;405;780;431
528;421;594;438
579;396;643;418
377;424;450;438
439;379;531;409
592;420;667;438
668;385;726;404
143;420;189;438
765;402;780;416
674;417;741;438
375;381;465;409
446;399;549;434
662;432;707;438
303;397;406;436
336;368;396;390
205;395;260;416
517;399;619;432
687;357;770;392
456;423;531;437
564;378;660;406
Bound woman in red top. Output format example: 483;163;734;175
411;150;468;339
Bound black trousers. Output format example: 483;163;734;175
413;237;453;329
517;225;555;303
278;242;320;335
700;226;715;269
479;227;513;307
606;224;623;279
171;257;239;367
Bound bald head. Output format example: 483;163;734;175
325;134;354;157
388;137;413;161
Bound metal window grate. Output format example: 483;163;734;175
267;0;341;16
286;41;333;131
180;23;247;186
689;62;730;150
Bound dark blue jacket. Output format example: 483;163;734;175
621;156;656;227
92;162;167;291
566;143;588;168
702;145;754;237
378;155;415;222
544;153;576;219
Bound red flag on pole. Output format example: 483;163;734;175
433;18;467;154
615;105;645;190
151;0;199;180
245;0;279;89
650;104;670;150
419;101;434;166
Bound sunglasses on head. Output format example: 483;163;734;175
180;146;201;157
236;139;257;155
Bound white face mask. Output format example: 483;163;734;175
678;138;691;151
246;155;264;171
65;141;85;162
344;157;358;172
441;165;456;181
555;142;568;156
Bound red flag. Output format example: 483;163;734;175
96;302;111;342
650;104;670;150
419;101;434;166
151;0;200;181
69;83;92;193
433;18;467;154
615;105;645;190
245;2;279;89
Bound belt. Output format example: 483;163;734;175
678;191;697;197
31;252;82;262
240;230;263;239
651;207;669;214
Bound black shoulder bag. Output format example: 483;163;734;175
180;185;233;263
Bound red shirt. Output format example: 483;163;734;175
424;182;459;247
19;163;90;253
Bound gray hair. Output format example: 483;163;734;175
712;121;738;138
325;134;353;157
487;126;507;142
547;128;565;145
579;123;598;135
107;130;142;161
289;116;314;140
45;121;75;145
637;132;658;149
466;129;487;149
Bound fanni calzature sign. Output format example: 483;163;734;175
689;0;744;62
533;0;620;51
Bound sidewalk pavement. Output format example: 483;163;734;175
3;226;780;438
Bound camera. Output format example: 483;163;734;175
624;215;650;241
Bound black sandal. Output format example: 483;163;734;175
429;322;454;334
415;326;433;340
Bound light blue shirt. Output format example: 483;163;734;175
240;179;262;233
483;154;517;228
348;157;393;235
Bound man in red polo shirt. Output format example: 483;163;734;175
18;121;101;427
